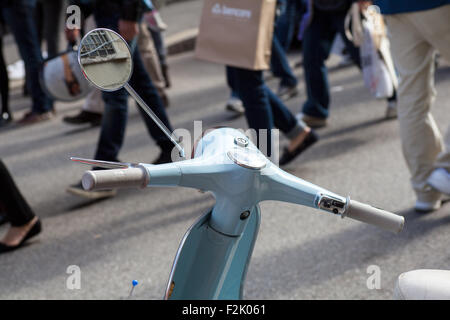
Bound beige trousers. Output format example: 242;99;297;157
385;5;450;202
137;22;166;98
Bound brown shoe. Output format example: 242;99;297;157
18;111;53;125
298;114;327;128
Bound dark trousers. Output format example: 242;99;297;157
301;7;397;119
270;33;298;88
0;160;35;227
93;13;173;162
35;0;63;58
274;0;303;50
301;8;361;119
0;36;9;115
0;0;52;114
226;66;302;155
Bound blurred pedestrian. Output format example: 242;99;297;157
143;6;171;89
0;0;54;125
275;0;304;50
0;159;41;254
66;0;177;199
271;0;300;100
271;32;299;100
138;20;170;107
0;16;11;127
298;0;396;128
227;66;318;166
374;0;450;212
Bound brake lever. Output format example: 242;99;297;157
70;157;138;169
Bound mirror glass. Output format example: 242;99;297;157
78;28;133;91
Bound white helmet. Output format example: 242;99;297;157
41;50;93;102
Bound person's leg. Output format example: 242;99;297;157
417;5;450;175
137;22;167;104
1;0;52;115
225;66;244;114
385;13;443;208
0;159;40;249
229;66;315;161
0;160;35;227
42;0;62;58
301;9;336;119
228;66;275;154
0;37;10;119
94;89;129;162
266;86;318;165
270;33;299;89
149;28;170;88
267;87;303;137
275;0;301;50
129;47;174;153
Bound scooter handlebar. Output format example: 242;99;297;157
82;167;149;191
344;199;404;233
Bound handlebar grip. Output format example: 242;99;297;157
345;200;404;233
82;167;149;191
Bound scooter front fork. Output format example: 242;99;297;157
165;205;261;300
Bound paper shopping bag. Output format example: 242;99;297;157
195;0;276;70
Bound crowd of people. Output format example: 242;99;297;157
0;0;449;255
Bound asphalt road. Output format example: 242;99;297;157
1;34;450;299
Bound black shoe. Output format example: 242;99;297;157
63;111;102;126
152;150;173;164
66;181;117;199
0;219;41;254
279;130;319;166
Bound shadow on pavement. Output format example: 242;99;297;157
246;204;450;298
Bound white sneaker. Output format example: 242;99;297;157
225;97;245;115
428;168;450;195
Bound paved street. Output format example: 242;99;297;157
1;0;450;300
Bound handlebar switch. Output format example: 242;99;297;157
317;195;347;215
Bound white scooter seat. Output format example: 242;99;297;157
394;269;450;300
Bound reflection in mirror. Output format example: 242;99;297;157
79;29;132;91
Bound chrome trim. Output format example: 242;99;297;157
317;194;347;216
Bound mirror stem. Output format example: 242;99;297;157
124;83;186;159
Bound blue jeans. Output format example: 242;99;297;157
270;33;298;88
226;66;304;156
274;0;303;50
94;13;173;161
1;0;52;114
301;7;360;119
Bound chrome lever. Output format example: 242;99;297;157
70;157;138;169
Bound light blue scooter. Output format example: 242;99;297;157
73;28;405;300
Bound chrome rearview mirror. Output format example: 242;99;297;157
78;28;132;91
78;28;185;158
